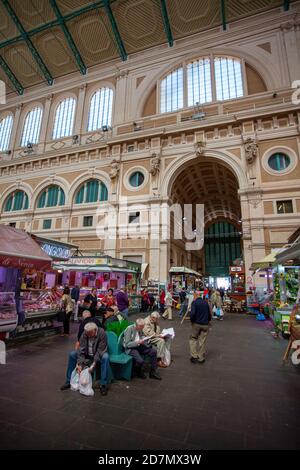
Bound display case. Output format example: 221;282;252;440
21;289;61;318
0;292;18;333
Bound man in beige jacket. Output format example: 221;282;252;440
143;311;172;367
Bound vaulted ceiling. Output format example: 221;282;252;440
0;0;292;96
171;159;241;224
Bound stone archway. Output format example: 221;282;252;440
156;150;249;284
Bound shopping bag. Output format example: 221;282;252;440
213;305;217;313
162;347;171;367
79;368;94;396
70;368;80;391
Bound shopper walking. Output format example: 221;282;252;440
61;287;74;336
189;293;212;363
116;287;129;318
162;289;174;320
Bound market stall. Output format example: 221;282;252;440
53;255;141;314
0;225;53;339
228;265;246;300
169;267;202;292
271;240;300;337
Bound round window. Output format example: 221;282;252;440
129;171;145;188
268;153;290;172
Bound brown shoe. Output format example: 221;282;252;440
158;360;167;368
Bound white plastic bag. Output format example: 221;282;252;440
212;305;217;313
162;347;171;367
79;368;94;397
70;368;80;391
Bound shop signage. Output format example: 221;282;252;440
230;266;244;273
40;243;71;260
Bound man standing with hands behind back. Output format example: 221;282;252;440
189;292;212;364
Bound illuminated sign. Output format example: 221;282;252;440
40;243;71;260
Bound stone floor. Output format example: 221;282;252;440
0;312;299;450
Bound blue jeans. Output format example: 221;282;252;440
66;350;109;386
179;302;188;318
120;308;129;319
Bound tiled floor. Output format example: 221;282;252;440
0;313;299;450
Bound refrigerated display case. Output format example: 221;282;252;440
12;289;61;337
0;292;18;333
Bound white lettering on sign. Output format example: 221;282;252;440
41;243;71;260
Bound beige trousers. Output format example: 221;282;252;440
189;323;209;361
162;306;172;319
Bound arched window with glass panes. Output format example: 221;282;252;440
74;179;108;204
37;185;66;208
20;107;43;147
0;115;13;152
87;88;113;132
52;97;76;140
4;190;29;212
160;56;244;113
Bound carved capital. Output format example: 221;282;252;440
109;158;120;180
243;137;258;165
194;141;205;157
149;152;161;176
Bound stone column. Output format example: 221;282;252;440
10;104;22;155
74;84;87;137
38;94;53;153
113;71;128;125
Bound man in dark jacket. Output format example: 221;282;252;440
189;293;212;364
60;310;108;395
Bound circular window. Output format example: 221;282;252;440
129;171;145;188
268;153;290;172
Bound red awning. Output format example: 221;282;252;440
0;225;52;270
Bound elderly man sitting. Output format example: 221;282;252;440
123;318;161;380
61;321;109;396
143;311;172;368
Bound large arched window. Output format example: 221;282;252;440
0;115;13;151
159;56;245;113
74;179;108;204
214;57;243;101
187;58;212;106
160;67;183;113
4;190;29;212
87;88;113;132
52;97;76;139
21;107;43;147
37;185;65;208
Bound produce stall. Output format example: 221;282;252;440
169;267;202;292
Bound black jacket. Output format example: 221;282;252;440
190;298;212;325
71;286;80;302
77;317;102;341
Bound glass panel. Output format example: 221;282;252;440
87;88;113;131
13;190;24;211
187;58;212;106
4;194;13;212
268;153;290;171
160;67;183;113
215;57;244;101
0;115;13;151
37;190;46;208
21;107;43;146
75;185;84;204
52;98;76;139
59;188;65;206
129;172;144;187
99;182;108;201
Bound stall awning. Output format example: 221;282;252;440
52;264;137;274
0;225;52;270
141;263;148;278
274;242;300;266
250;249;285;271
169;266;202;276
